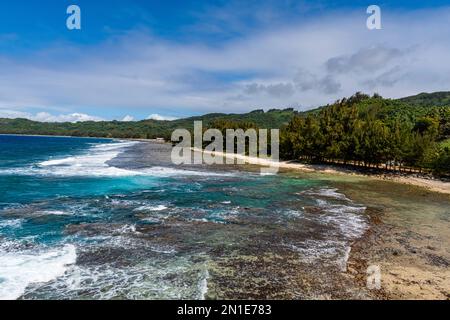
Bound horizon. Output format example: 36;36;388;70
0;2;449;303
1;1;450;122
0;90;445;123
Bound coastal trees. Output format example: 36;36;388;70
280;93;450;176
431;145;450;175
1;92;449;176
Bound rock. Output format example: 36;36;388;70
347;267;358;275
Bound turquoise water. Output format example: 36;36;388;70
0;135;369;300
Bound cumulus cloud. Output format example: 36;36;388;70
0;109;103;122
326;46;405;74
363;66;405;88
293;70;341;95
0;7;450;114
121;115;135;121
319;76;342;95
244;82;295;97
147;114;178;121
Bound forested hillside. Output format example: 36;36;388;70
0;108;296;140
1;91;450;175
400;91;450;107
280;93;450;176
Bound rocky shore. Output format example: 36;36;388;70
193;148;450;195
114;141;450;299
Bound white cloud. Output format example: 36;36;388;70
0;7;450;114
0;110;103;122
121;115;135;121
147;114;178;121
33;113;104;122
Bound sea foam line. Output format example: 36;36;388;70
0;140;236;178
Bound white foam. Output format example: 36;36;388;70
291;187;369;271
0;219;23;229
110;199;143;207
149;246;177;254
315;201;368;239
34;210;69;216
287;239;343;262
284;209;303;218
37;141;139;177
0;141;238;178
198;268;210;300
134;205;168;212
0;141;138;177
139;166;236;177
141;217;162;224
300;188;351;201
36;254;205;300
114;224;138;234
0;244;77;300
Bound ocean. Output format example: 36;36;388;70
0;134;382;299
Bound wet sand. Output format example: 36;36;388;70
194;148;450;195
114;142;450;299
332;178;450;300
349;218;450;300
191;148;450;299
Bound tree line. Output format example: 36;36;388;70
279;93;450;176
192;93;450;176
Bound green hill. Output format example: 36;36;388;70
1;91;449;175
280;92;450;176
0;108;297;140
399;91;450;107
1;92;450;141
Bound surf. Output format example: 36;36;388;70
0;244;76;300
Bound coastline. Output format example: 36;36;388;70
191;149;450;299
0;133;169;144
1;135;448;299
193;148;450;195
348;209;450;300
4;134;449;195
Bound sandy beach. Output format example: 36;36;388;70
193;148;450;195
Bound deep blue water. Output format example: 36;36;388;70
0;135;368;300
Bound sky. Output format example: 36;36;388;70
1;0;450;122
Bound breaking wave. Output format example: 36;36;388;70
0;244;76;300
0;141;235;178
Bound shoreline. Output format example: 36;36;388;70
2;134;448;299
192;147;449;299
0;133;168;144
2;134;448;194
194;148;450;195
0;133;116;140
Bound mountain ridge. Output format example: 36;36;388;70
1;92;449;139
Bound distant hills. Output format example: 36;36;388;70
0;92;449;140
0;108;297;139
399;91;450;107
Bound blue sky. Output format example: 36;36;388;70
1;0;450;121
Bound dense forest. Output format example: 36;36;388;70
0;109;296;140
280;93;450;176
195;93;450;176
1;92;450;176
